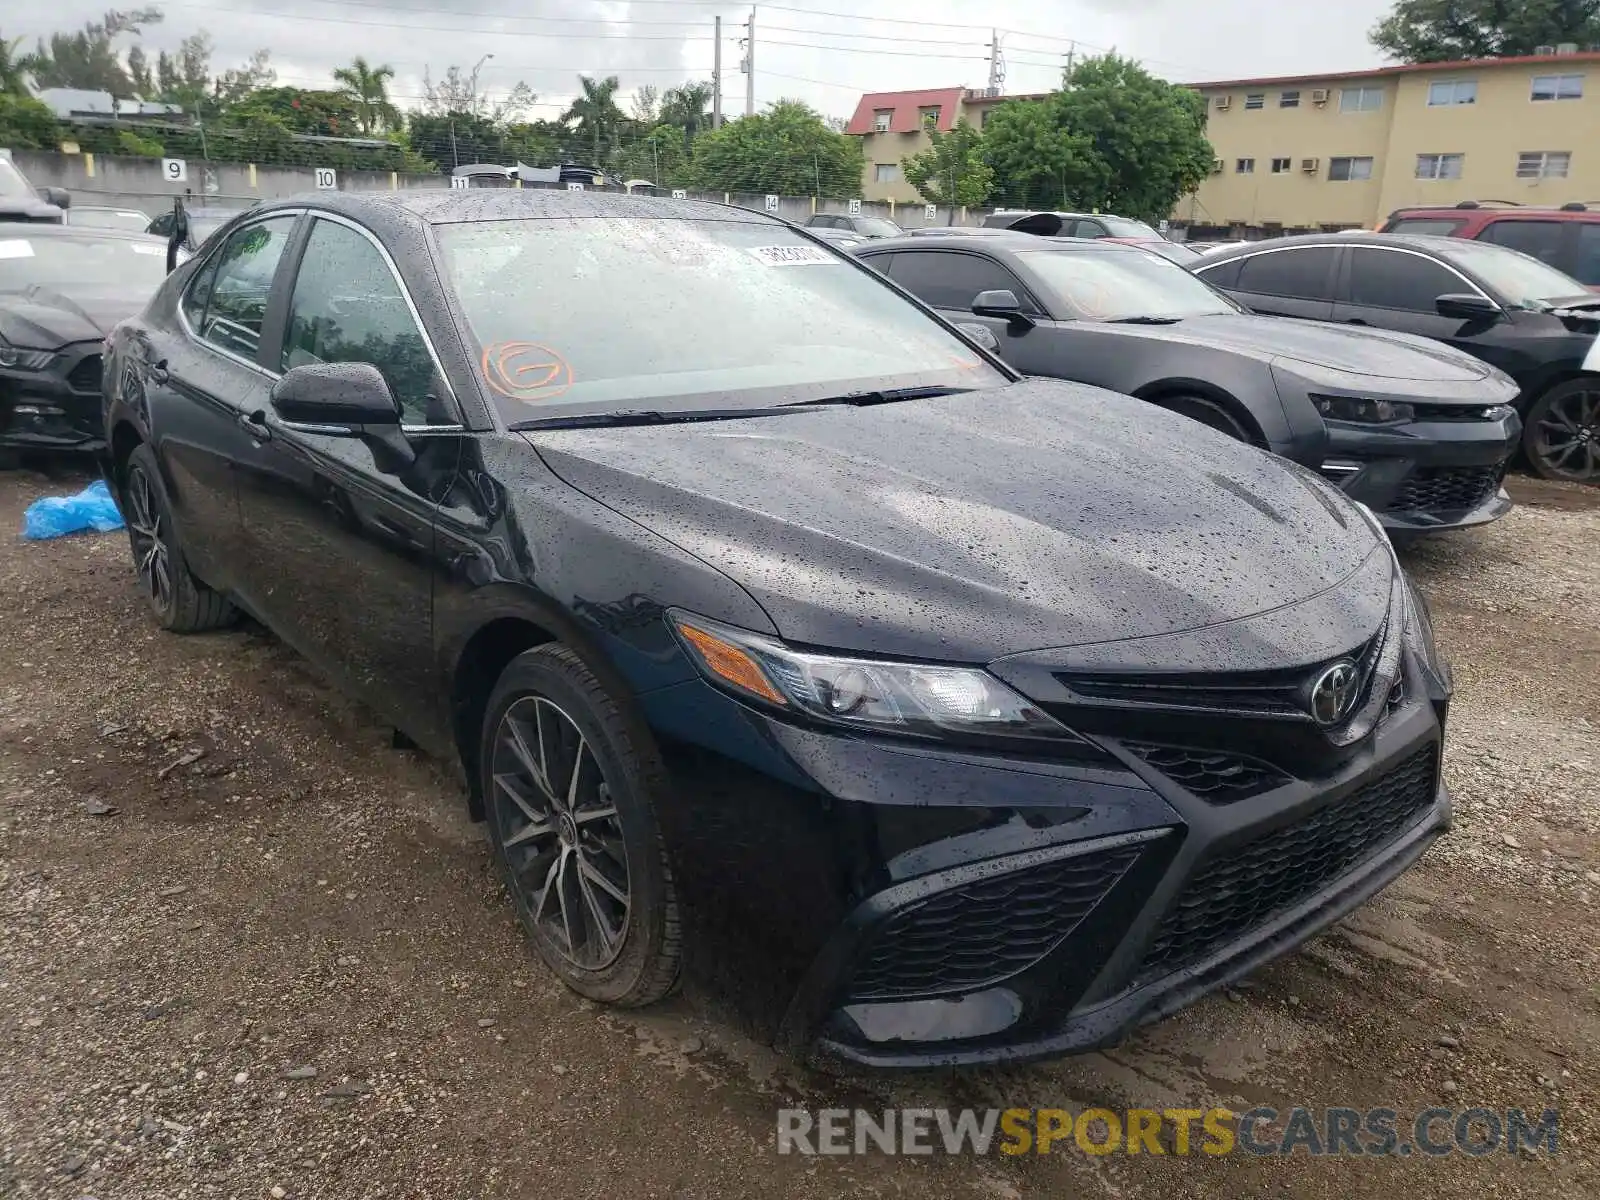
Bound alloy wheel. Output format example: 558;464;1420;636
1533;387;1600;481
490;695;631;970
125;465;173;613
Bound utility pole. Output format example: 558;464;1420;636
1064;41;1076;85
743;8;755;118
986;29;1004;94
712;15;723;128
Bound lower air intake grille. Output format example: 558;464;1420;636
847;845;1143;1002
1124;742;1291;804
1134;745;1437;985
1388;465;1504;515
66;354;103;394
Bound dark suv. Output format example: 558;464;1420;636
1380;201;1600;287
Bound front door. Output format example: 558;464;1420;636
1330;244;1486;344
232;214;463;741
880;249;1061;374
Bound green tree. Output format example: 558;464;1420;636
689;99;864;197
981;54;1212;222
213;47;274;110
630;84;659;123
154;31;211;111
24;7;162;97
563;74;624;163
230;86;362;137
125;42;152;97
421;62;534;122
0;34;35;97
660;79;714;155
902;119;993;210
0;94;59;147
333;56;400;134
1371;0;1600;62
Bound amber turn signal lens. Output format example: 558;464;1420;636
675;621;788;706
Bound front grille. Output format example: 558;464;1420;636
1133;745;1437;985
1388;465;1504;515
1124;742;1291;804
847;845;1143;1002
66;354;103;395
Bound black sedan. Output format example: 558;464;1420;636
855;233;1521;532
0;225;169;455
102;190;1452;1068
1193;231;1600;482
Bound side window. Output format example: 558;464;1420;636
1387;218;1466;237
1072;220;1109;238
180;253;221;331
1194;257;1242;289
1347;248;1464;312
1573;225;1600;286
888;252;1033;311
1479;219;1565;268
860;252;894;277
280;218;444;426
1233;247;1340;300
194;217;297;360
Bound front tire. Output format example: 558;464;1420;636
123;444;236;632
481;644;681;1007
1157;394;1254;443
1522;379;1600;483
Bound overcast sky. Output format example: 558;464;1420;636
15;0;1398;120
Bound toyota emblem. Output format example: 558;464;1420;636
1308;660;1360;726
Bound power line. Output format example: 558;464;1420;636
764;39;987;61
761;69;868;93
154;2;718;39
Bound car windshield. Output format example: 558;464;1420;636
433;217;1005;419
1436;240;1589;308
0;159;34;199
1142;240;1202;263
0;232;169;291
855;217;903;237
1102;216;1163;238
1018;248;1238;320
68;208;151;232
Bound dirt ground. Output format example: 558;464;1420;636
1;465;1596;1200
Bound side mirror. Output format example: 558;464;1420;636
270;362;400;427
165;198;189;275
1435;292;1500;320
972;288;1035;330
39;186;71;210
955;322;1000;351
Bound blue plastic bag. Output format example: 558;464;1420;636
21;479;125;540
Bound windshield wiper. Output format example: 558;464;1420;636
508;408;797;431
1105;315;1184;325
784;384;972;409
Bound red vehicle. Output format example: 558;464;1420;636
1379;201;1600;287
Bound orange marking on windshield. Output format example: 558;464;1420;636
481;341;573;402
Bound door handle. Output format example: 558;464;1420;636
147;358;169;384
1344;318;1369;326
237;409;272;442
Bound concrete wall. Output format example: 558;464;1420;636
10;150;987;229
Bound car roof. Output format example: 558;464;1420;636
1193;229;1474;260
0;222;165;244
248;188;783;230
861;232;1150;254
1389;203;1600;220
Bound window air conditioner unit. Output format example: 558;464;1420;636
1311;89;1329;105
1211;157;1224;173
1556;42;1579;54
1301;157;1320;173
1534;44;1557;55
1214;94;1232;110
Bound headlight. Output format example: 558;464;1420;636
0;339;55;371
668;611;1079;745
1314;395;1414;424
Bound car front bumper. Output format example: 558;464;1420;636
0;342;106;452
1321;408;1520;532
636;622;1450;1068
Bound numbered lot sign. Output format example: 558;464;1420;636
450;175;471;189
847;198;862;215
765;194;780;212
162;158;187;183
671;189;687;200
314;167;337;189
567;181;585;191
925;203;937;222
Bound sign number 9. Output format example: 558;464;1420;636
162;157;187;183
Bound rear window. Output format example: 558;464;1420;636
434;217;1004;420
1386;218;1466;237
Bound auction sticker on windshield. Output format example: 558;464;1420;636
0;241;34;259
749;244;836;267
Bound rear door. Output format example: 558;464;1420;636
1331;244;1488;345
1477;218;1569;274
1201;245;1340;320
879;249;1059;373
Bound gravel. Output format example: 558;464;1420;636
1;467;1596;1199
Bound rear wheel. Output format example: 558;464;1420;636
481;644;681;1007
1522;379;1600;483
123;444;235;632
1157;394;1254;443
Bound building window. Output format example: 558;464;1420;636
1427;79;1477;106
874;163;902;184
1280;90;1301;108
918;105;941;128
1339;86;1383;112
1531;74;1583;101
872;109;892;133
1270;157;1293;173
1328;156;1374;181
1245;93;1265;109
1236;157;1256;174
1415;152;1464;180
1516;151;1571;179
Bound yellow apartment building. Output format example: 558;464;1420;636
1180;48;1600;236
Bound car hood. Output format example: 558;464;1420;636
0;285;153;349
0;198;65;223
528;379;1387;664
1110;312;1493;381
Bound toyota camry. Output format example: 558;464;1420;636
100;191;1452;1067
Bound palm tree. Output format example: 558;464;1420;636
660;80;714;156
562;74;623;163
0;34;37;97
332;56;400;134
